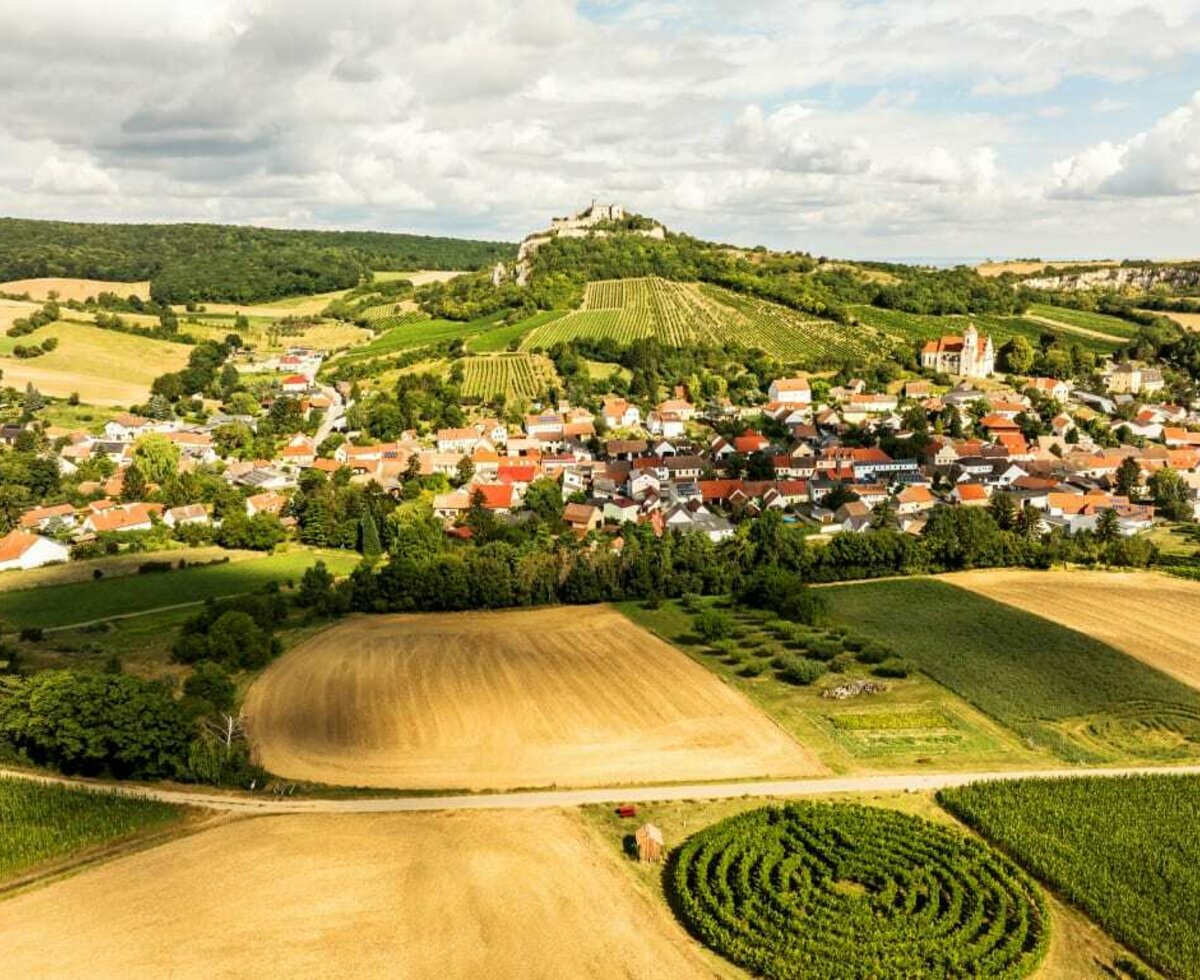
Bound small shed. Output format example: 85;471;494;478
635;823;664;863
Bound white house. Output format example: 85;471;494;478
768;377;812;405
0;530;70;572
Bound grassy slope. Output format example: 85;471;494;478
941;774;1199;980
619;600;1047;775
0;548;360;629
467;310;566;352
0;777;184;883
822;578;1200;761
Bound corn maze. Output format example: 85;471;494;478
520;276;877;363
461;353;557;402
670;802;1048;980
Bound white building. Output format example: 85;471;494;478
768;377;812;405
0;530;70;572
920;324;995;378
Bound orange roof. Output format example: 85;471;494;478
0;529;41;562
469;484;514;510
19;503;75;528
955;483;989;501
87;503;163;532
772;377;810;391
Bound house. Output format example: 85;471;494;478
0;530;70;572
437;426;484;454
767;377;811;405
662;502;734;542
280;374;310;394
646;411;685;439
164;504;211;527
103;413;155;442
563;502;603;533
245;492;288;517
600;397;642;429
81;502;164;534
18;503;76;532
895;485;936;514
952;483;990;507
603;497;640;524
1026;377;1072;403
1106;363;1165;396
920;324;995;378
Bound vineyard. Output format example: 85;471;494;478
520;277;879;364
940;774;1200;980
848;304;1123;354
362;309;428;332
0;777;183;881
669;802;1047;979
461;353;558;402
1027;303;1142;339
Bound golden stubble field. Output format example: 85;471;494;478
952;569;1200;692
0;277;151;303
244;605;821;790
0;810;712;980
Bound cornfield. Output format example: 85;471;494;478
670;802;1048;979
940;774;1200;980
0;777;183;881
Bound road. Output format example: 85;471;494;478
313;383;347;446
5;764;1199;816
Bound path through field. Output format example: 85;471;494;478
244;606;821;790
952;569;1200;692
0;810;711;980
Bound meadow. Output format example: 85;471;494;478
0;318;190;405
466;309;566;352
460;353;557;402
0;548;360;629
1027;303;1141;339
0;777;183;883
244;605;818;791
331;311;505;365
941;774;1200;979
822;578;1200;762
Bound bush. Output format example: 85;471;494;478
829;652;857;673
138;560;172;574
805;637;844;662
694;608;734;642
857;641;895;665
778;656;828;686
18;627;44;643
182;660;235;713
738;661;768;677
873;658;914;678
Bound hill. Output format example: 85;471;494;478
0;217;515;305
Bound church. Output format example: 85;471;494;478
920;323;995;378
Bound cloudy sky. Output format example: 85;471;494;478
1;0;1199;259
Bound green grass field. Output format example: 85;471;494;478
1028;303;1141;339
0;548;361;629
334;312;505;365
941;774;1200;980
823;578;1200;762
0;777;184;883
620;599;1045;774
466;310;566;352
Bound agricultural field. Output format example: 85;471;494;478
244;605;819;790
669;801;1048;978
0;546;261;593
186;316;370;354
0;809;712;979
331;312;504;366
953;569;1200;694
519;277;876;364
0;296;41;332
942;774;1200;979
822;578;1200;763
0;318;190;405
848;304;1124;354
1027;303;1141;340
0;277;150;303
0;548;360;630
1150;308;1200;332
0;777;183;884
622;599;1045;774
460;353;557;402
467;309;566;352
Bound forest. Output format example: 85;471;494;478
0;217;515;304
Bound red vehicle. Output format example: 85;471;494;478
616;804;637;818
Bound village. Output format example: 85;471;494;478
2;321;1197;573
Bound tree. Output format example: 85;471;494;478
1001;336;1035;375
183;661;235;712
359;513;383;558
1149;467;1193;521
1096;507;1121;544
120;461;148;502
132;434;182;485
1116;457;1141;499
987;491;1017;531
525;477;564;522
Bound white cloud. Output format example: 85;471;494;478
31;154;117;195
1052;91;1200;197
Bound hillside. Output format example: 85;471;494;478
0;217;515;305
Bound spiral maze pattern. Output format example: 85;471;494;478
669;803;1048;979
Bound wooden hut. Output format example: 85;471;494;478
635;823;664;863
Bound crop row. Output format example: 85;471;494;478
940;774;1200;980
461;354;556;402
670;802;1047;979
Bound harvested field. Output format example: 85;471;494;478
0;297;41;332
0;277;150;303
953;569;1200;694
245;605;819;790
1154;309;1200;332
0;810;711;980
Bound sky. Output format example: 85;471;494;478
0;0;1198;260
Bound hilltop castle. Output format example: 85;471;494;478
551;201;625;230
511;201;664;285
920;323;995;378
